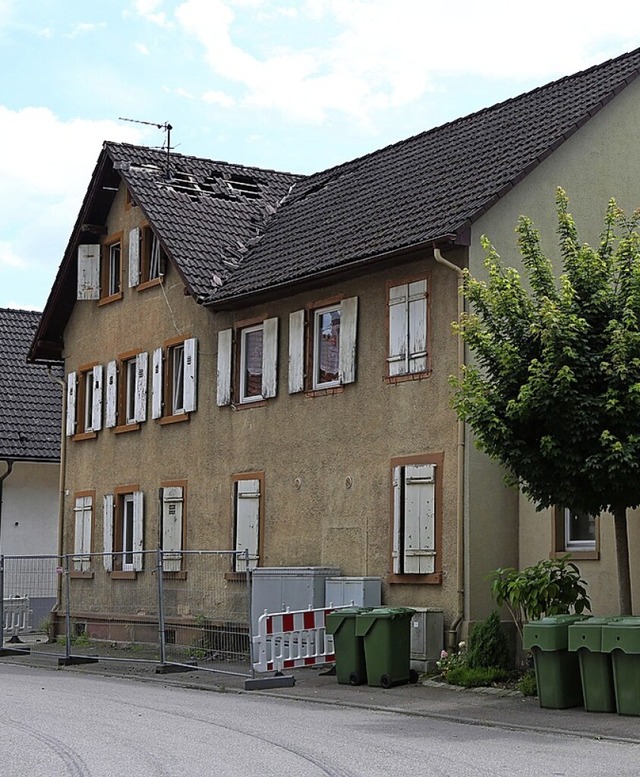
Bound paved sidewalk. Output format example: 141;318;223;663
2;646;638;745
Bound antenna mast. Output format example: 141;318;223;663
118;117;173;179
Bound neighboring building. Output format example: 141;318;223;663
28;48;640;643
1;308;62;628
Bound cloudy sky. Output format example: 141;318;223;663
2;0;640;311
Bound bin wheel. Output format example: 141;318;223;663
349;672;363;686
409;669;420;684
380;674;392;689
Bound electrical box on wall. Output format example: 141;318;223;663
410;607;444;672
325;577;382;608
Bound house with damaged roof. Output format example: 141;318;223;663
29;48;640;646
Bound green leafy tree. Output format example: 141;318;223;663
452;189;640;615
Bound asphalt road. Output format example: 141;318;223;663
1;664;638;776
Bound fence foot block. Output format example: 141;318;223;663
155;663;198;675
58;656;99;666
0;647;30;656
244;675;295;691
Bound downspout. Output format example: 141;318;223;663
0;459;15;641
433;247;466;651
48;367;67;626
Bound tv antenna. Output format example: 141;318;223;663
118;117;173;179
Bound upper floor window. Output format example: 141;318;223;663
66;364;102;438
217;319;278;407
128;225;166;289
288;296;358;394
152;336;198;422
387;278;429;378
100;233;123;303
104;351;148;430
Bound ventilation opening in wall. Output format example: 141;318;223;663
164;628;176;645
74;622;87;638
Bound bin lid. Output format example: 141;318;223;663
523;614;589;651
602;617;640;654
568;616;622;652
361;607;416;619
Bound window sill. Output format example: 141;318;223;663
109;570;137;580
72;431;98;442
97;292;123;306
158;413;190;425
114;423;141;434
163;570;187;580
304;386;345;398
224;572;248;582
551;550;599;561
233;399;267;410
70;570;94;579
388;572;442;585
386;371;431;385
137;277;163;292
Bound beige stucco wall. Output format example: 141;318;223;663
466;78;640;616
61;181;464;624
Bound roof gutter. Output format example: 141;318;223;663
433;247;466;651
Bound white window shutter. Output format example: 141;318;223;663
77;244;100;300
288;310;305;393
128;227;140;287
388;284;409;376
183;337;198;412
66;372;77;437
235;479;260;572
403;464;436;574
134;351;148;423
217;329;233;406
392;466;402;575
132;490;144;571
103;494;114;571
262;317;278;399
73;496;92;572
91;365;103;432
338;296;358;385
151;347;163;419
162;487;183;572
408;280;428;373
105;360;117;428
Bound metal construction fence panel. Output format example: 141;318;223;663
0;550;252;678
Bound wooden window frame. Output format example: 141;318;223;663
156;335;197;424
73;361;99;441
114;348;144;433
138;224;166;291
551;507;600;560
388;453;443;585
70;490;95;579
385;274;431;384
99;231;124;305
109;484;143;576
226;472;264;581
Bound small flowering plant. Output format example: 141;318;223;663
436;642;467;678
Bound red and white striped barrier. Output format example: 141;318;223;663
252;606;341;673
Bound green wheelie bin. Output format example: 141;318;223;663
523;614;589;709
602;617;640;716
325;607;370;685
354;607;416;688
568;617;619;713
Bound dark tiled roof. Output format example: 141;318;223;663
108;143;303;300
0;309;62;460
207;47;640;305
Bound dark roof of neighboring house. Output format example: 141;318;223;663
0;308;62;461
29;47;640;358
206;46;640;306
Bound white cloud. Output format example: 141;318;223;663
202;89;236;107
65;21;105;39
134;0;173;27
135;41;150;55
0;241;26;268
170;0;640;126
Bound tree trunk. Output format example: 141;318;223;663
613;507;633;615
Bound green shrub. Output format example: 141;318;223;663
466;610;510;670
445;665;510;688
517;670;538;697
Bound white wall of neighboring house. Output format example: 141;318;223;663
2;462;59;556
